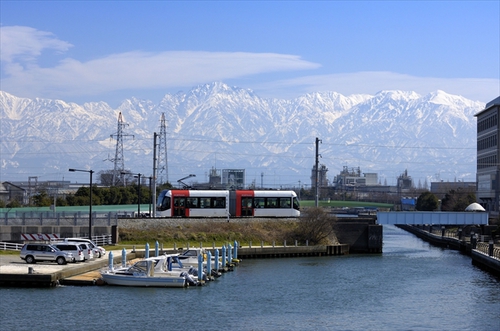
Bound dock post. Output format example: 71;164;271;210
145;243;150;259
121;248;126;267
234;240;238;259
471;234;477;249
222;246;226;269
155;241;159;257
228;243;232;264
215;249;219;272
198;253;203;281
206;251;212;278
109;251;114;271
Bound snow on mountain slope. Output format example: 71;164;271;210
0;84;485;186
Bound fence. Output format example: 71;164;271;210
476;242;500;260
1;211;121;226
0;235;113;251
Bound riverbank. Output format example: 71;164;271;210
397;224;500;277
0;243;349;287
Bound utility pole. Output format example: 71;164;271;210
153;132;158;217
315;137;322;207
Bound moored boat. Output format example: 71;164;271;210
100;259;189;287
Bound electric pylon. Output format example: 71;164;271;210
157;112;169;185
110;112;134;186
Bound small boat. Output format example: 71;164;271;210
100;259;189;287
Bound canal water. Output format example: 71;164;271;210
1;225;499;331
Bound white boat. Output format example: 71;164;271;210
146;255;214;281
100;260;189;288
175;248;221;268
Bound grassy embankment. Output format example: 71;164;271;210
0;200;394;253
116;200;393;249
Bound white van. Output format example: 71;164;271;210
52;243;85;262
64;238;106;258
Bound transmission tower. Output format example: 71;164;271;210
110;112;134;186
157;112;169;185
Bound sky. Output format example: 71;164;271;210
1;1;499;107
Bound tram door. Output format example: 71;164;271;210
173;197;186;217
241;197;253;216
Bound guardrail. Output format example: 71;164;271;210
476;242;500;260
0;242;24;251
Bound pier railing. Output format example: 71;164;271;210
476;242;500;260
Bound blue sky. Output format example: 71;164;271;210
1;1;499;106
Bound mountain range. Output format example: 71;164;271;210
0;82;486;188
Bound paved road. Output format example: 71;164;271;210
0;253;109;275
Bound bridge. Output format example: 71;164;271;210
377;211;489;225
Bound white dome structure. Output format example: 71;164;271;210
465;203;485;212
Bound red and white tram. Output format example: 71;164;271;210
156;190;300;218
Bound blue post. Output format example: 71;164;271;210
228;243;232;264
206;251;212;279
121;248;126;268
197;253;203;281
145;242;150;259
108;251;114;271
214;249;219;272
222;245;226;269
234;240;238;259
155;241;159;257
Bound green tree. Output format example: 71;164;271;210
416;191;439;211
441;188;476;211
32;190;52;207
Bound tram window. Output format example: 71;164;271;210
214;197;226;208
279;198;291;208
254;197;265;208
159;197;170;211
293;197;300;210
200;198;211;208
266;198;278;208
187;198;198;208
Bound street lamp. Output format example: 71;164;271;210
68;168;94;240
122;171;142;217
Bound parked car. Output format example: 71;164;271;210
52;243;84;262
64;238;106;258
20;243;75;265
73;243;94;261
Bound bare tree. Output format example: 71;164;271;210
294;207;337;245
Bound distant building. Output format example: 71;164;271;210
397;169;413;193
430;181;476;199
311;164;328;190
475;96;500;213
0;182;27;205
222;169;245;189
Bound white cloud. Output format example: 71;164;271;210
0;26;72;63
255;72;500;103
1;26;497;104
0;26;320;100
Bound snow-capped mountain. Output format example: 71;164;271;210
0;82;485;187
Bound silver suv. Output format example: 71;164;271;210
20;243;75;265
